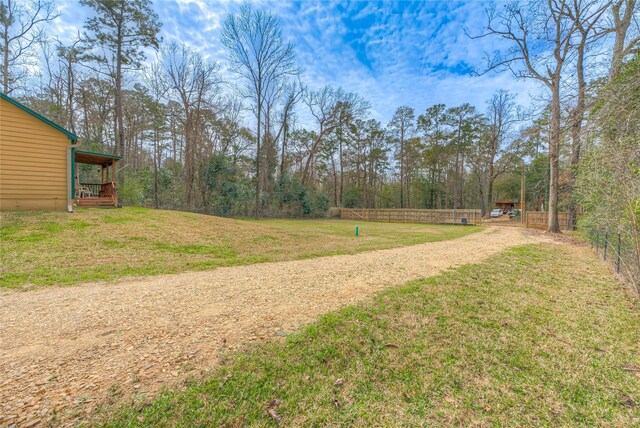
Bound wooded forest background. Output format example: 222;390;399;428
1;1;638;240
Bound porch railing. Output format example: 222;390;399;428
77;183;103;198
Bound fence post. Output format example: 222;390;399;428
604;231;609;261
617;233;621;274
596;230;599;255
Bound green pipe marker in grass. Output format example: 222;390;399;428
355;225;359;236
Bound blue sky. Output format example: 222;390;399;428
53;0;540;124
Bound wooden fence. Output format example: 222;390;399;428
327;207;342;218
339;208;482;225
525;211;571;230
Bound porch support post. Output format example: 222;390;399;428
68;147;76;212
113;160;118;207
67;147;73;212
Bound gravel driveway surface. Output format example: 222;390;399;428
0;226;548;426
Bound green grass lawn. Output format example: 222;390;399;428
0;207;480;288
101;243;640;427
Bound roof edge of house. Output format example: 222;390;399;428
0;92;79;141
74;149;123;160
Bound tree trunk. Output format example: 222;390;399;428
399;129;404;208
184;112;194;209
453;127;461;209
487;176;494;214
406;173;411;208
301;129;327;185
567;40;585;230
115;20;125;158
339;137;344;206
153;128;159;209
331;156;338;206
66;51;76;133
486;156;495;214
459;153;465;208
547;80;561;233
477;173;486;215
436;170;442;209
609;0;636;81
279;117;287;178
255;89;262;217
2;3;9;94
430;169;435;209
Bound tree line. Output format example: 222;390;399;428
1;0;638;241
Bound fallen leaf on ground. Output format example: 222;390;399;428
266;398;281;408
622;366;640;378
621;396;636;408
267;408;281;422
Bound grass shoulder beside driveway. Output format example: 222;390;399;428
0;207;480;288
102;242;640;427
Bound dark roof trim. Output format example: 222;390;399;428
0;92;79;141
74;149;123;160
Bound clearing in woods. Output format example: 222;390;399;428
2;226;543;426
0;207;480;288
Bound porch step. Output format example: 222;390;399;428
76;197;115;208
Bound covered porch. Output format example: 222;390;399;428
72;149;122;208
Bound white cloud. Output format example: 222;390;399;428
51;0;545;126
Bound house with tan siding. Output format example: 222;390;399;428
0;92;122;211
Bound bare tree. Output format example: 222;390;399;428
472;0;578;232
141;60;169;209
0;0;57;94
36;34;83;133
77;73;113;145
564;0;612;229
160;42;223;210
56;37;82;133
303;86;369;185
608;0;639;80
221;5;302;216
214;97;244;155
484;90;522;211
465;91;521;214
276;80;304;178
260;77;303;196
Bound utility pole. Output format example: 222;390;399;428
520;160;526;224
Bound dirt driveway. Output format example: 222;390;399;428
0;227;548;426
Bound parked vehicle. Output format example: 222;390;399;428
490;209;503;218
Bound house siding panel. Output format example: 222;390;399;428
0;97;71;210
